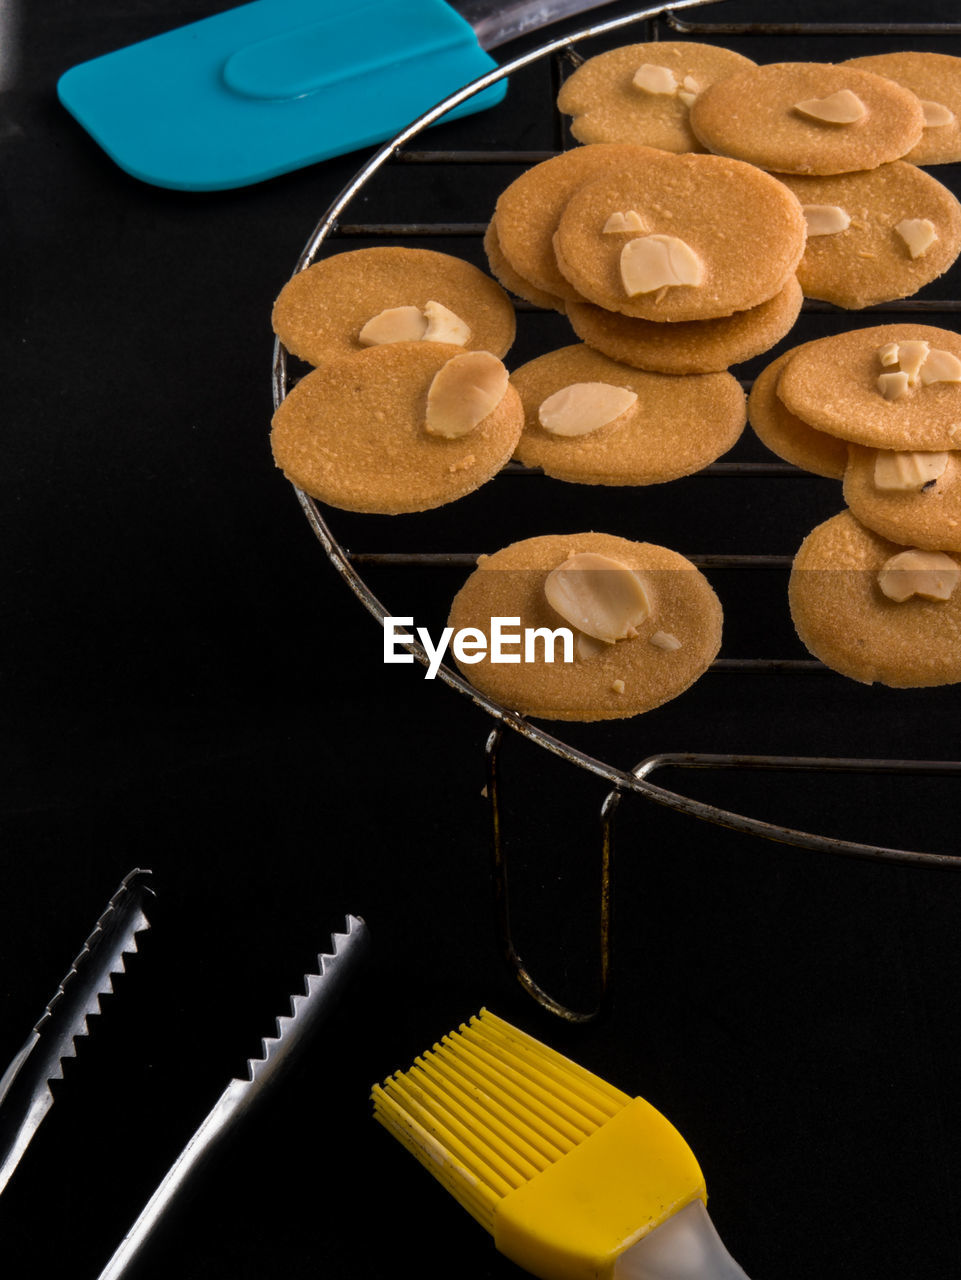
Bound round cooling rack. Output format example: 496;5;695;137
272;0;961;1013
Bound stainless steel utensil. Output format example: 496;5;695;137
95;912;370;1280
0;867;154;1195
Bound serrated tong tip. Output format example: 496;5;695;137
96;912;369;1280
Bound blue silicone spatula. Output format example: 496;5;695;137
57;0;622;191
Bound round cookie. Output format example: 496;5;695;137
788;509;961;687
552;152;807;322
747;344;848;479
483;219;566;313
556;41;756;152
491;143;663;306
510;343;745;483
843;445;961;552
844;51;961;165
776;324;961;451
689;62;925;175
271;247;516;368
447;532;723;720
566;276;803;374
778;162;961;308
270;343;523;514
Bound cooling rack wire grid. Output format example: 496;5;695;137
272;1;961;1019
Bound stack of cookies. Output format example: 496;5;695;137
270;246;525;514
749;325;961;687
557;43;961;310
486;142;807;375
484;138;810;491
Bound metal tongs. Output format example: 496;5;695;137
0;868;370;1277
0;867;155;1194
96;910;369;1278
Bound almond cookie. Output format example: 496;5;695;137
778;162;961;308
447;531;723;720
510;343;745;483
844;51;961;165
567;276;803;374
776;324;961;451
552;151;807;321
483;219;566;312
843;445;961;553
689;62;925;175
788;509;961;687
490;143;663;307
271;247;516;368
270;343;523;514
748;344;848;479
556;41;756;152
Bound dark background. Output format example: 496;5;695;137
3;2;961;1276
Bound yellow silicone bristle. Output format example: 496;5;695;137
371;1009;631;1234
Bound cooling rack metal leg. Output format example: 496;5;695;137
485;725;614;1023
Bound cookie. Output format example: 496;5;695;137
747;345;848;479
556;41;756;152
776;324;961;451
844;51;961;165
552;151;807;322
447;531;723;720
490;143;663;306
271;247;516;368
567;276;803;374
788;509;961;686
270;343;523;514
689;62;925;175
778;162;961;308
483;219;566;312
843;445;961;552
510;343;745;483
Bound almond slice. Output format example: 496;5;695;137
794;89;867;124
603;210;648;234
425;351;508;439
423;300;471;345
921;99;955;127
877;371;910;400
919;347;961;386
895;218;938;259
632;64;678;95
544;552;651;644
873;451;949;491
877;549;960;602
802;204;851;236
358;305;428;346
620;234;703;296
538;382;638;438
898;339;930;385
650;630;682;651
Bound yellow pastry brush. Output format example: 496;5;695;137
372;1008;751;1280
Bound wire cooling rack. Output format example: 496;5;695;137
273;0;961;1019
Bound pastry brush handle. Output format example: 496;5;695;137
613;1199;752;1280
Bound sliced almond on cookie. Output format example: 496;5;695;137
878;548;960;602
425;351;508;438
620;235;703;296
538;382;638;437
795;89;867;124
544;552;651;643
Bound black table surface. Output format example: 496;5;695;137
4;2;961;1277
